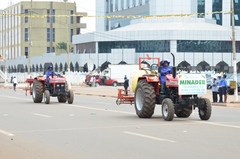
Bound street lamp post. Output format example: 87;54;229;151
231;0;238;101
63;0;71;89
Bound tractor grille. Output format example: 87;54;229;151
56;84;65;93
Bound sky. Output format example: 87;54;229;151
0;0;96;33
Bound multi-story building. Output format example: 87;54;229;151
96;0;240;32
71;0;240;73
0;1;87;60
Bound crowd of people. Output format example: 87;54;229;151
211;73;228;103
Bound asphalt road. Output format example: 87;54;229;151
0;88;240;159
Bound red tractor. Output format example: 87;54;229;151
131;54;211;121
25;73;74;104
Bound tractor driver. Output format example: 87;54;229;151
159;59;172;94
45;65;56;87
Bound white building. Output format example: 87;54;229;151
72;0;240;72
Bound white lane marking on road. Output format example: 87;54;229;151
0;129;15;137
124;131;176;143
11;123;199;134
0;95;31;101
69;104;135;115
193;121;240;129
95;102;111;105
33;113;52;118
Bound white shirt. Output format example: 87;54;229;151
12;78;18;84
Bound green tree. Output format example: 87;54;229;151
56;42;67;53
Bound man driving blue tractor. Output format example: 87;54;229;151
159;59;172;94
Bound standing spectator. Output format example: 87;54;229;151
218;74;228;103
12;76;18;91
217;74;222;102
222;74;228;103
124;75;129;95
92;76;96;87
211;76;218;103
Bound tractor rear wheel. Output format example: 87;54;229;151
175;108;192;118
32;79;43;103
199;98;212;120
162;98;175;121
44;90;50;104
68;90;74;104
134;80;156;118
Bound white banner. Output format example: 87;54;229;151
178;74;207;95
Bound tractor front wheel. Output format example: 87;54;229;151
162;98;175;121
134;80;156;118
68;90;74;104
175;108;192;118
44;90;50;104
199;98;212;120
57;96;67;103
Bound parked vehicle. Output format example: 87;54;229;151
226;73;240;95
85;75;118;87
102;64;139;84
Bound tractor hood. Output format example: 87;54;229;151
166;74;178;87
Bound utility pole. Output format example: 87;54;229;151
28;0;33;75
3;11;7;87
63;0;71;89
231;0;238;101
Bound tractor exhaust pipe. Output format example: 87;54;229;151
171;53;177;78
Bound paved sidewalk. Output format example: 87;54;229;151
0;83;239;108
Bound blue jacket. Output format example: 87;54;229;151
45;70;56;82
218;78;228;88
159;66;172;84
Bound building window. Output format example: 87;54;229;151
47;9;50;23
47;28;55;42
75;42;96;54
47;9;55;23
47;28;50;42
177;40;240;52
127;0;130;8
53;47;55;52
25;28;28;41
70;29;73;42
197;0;205;18
47;47;51;53
98;40;170;53
115;0;118;11
52;9;55;23
53;28;55;42
121;0;124;9
139;0;142;5
110;0;113;12
145;0;149;4
212;0;222;25
25;47;28;58
133;0;136;7
234;0;240;26
25;9;28;23
70;10;74;24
